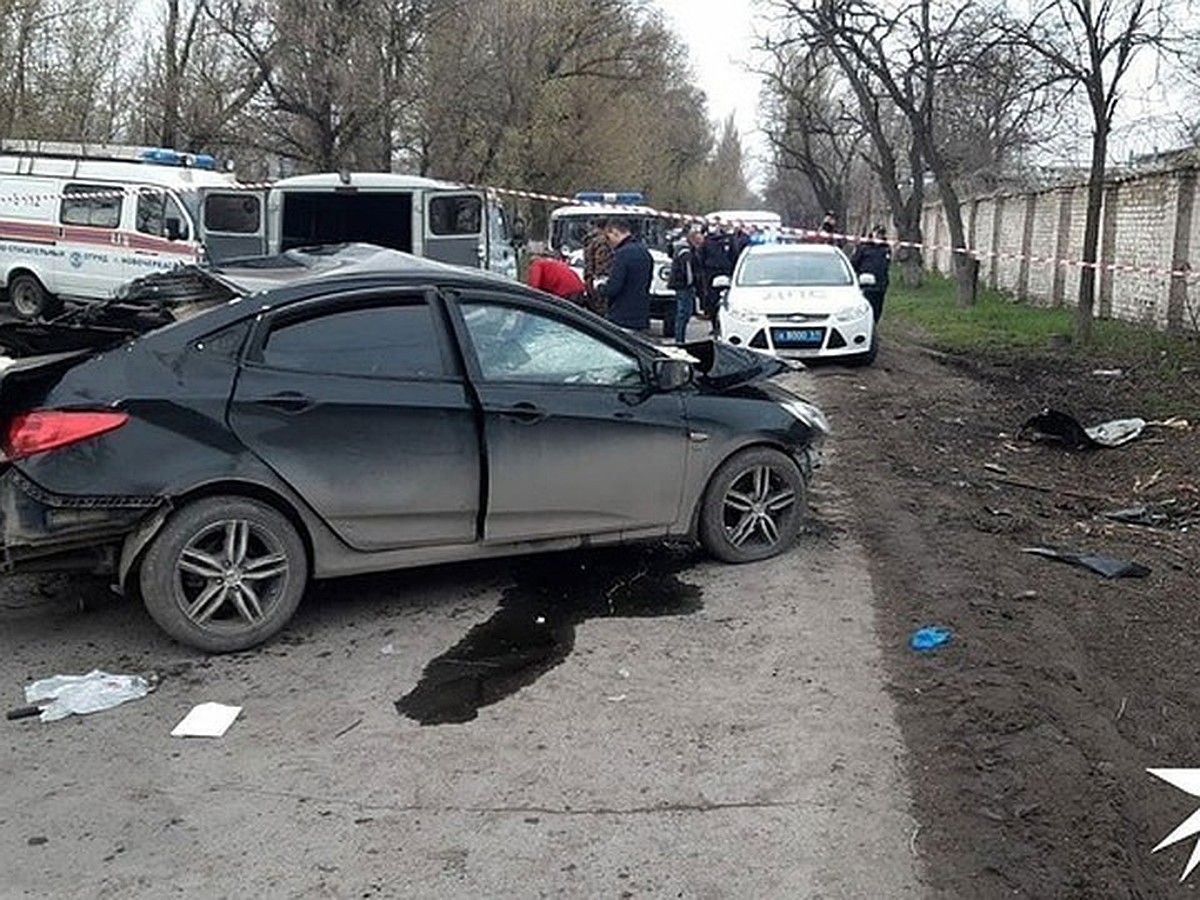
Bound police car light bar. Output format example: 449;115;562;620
139;148;218;170
573;191;644;205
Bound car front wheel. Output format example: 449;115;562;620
699;447;807;563
139;496;308;653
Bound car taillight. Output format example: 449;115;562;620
3;410;130;460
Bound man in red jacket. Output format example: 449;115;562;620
526;254;587;306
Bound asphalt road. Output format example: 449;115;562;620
1;362;927;898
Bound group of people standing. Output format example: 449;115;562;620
527;216;657;332
526;211;893;341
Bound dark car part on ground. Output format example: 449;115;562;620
0;244;827;653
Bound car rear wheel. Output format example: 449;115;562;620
699;447;807;563
9;272;60;320
139;496;308;653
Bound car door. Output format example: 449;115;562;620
199;189;267;263
424;191;485;269
228;291;480;552
451;295;689;543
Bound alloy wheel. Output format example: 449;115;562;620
721;464;797;550
173;519;290;628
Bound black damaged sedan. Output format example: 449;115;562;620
0;245;828;652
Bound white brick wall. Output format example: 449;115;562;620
925;167;1199;331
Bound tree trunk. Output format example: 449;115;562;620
1076;125;1107;346
161;0;181;149
931;177;975;306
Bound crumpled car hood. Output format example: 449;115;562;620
676;339;800;391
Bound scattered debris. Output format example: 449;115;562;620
1101;505;1170;528
1020;408;1146;449
334;717;363;739
379;643;395;655
910;626;953;651
1022;546;1150;579
171;702;242;738
1134;469;1164;494
983;462;1009;475
605;694;628;703
1012;590;1039;601
1091;368;1124;378
19;670;155;722
1148;416;1191;430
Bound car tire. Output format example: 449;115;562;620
8;272;60;320
139;496;308;653
699;447;807;564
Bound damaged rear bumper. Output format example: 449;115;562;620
0;468;162;575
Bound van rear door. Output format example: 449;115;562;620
423;191;485;269
199;189;267;263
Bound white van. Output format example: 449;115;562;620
0;143;518;318
0;140;243;317
705;209;784;241
221;172;517;280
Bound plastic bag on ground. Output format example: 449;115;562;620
24;670;153;722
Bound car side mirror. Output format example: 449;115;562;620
652;357;693;392
165;217;187;241
711;275;731;289
858;272;877;287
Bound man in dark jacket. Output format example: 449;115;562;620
699;225;736;324
667;228;704;343
851;226;891;322
599;218;652;331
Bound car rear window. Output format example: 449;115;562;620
737;252;852;287
262;303;448;379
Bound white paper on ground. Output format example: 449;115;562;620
171;702;242;738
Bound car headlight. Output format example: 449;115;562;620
779;396;830;436
833;300;871;323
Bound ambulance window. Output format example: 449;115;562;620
429;195;482;236
205;194;261;234
137;191;189;240
61;183;122;229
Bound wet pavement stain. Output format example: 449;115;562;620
395;546;703;725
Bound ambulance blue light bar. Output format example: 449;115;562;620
574;191;644;205
139;148;218;170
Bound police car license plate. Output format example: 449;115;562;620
773;328;824;347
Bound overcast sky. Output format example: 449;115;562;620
654;0;769;188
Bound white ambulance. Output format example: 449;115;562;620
0;140;247;318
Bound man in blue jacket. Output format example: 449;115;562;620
598;217;652;332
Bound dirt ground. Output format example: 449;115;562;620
812;324;1200;898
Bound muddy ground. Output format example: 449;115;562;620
814;325;1200;898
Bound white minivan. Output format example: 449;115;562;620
0;141;242;317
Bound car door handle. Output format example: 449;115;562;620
498;402;548;425
252;391;316;414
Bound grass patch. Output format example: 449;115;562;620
882;273;1200;414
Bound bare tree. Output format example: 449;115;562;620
1008;0;1177;343
206;0;428;171
771;0;1062;302
760;45;865;221
0;0;134;141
